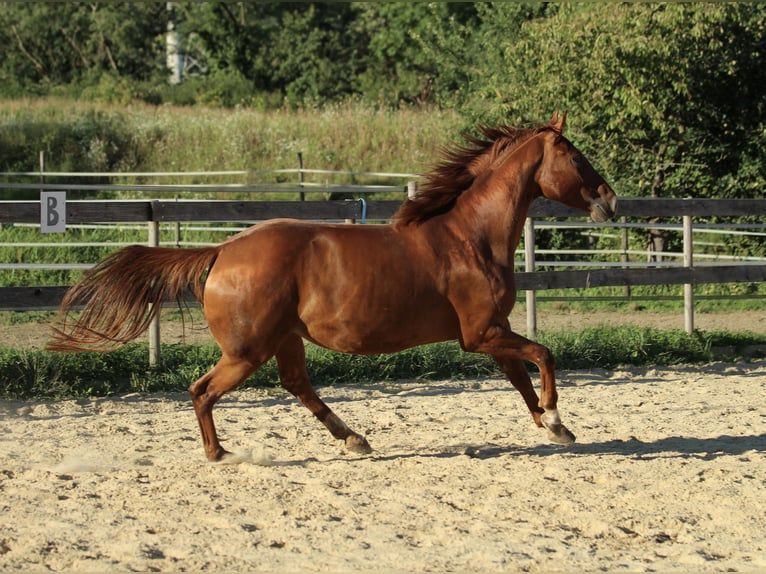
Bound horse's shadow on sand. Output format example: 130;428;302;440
359;432;766;466
217;387;765;465
568;432;766;460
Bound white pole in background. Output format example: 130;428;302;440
683;215;694;334
148;221;161;366
524;217;537;340
166;2;183;84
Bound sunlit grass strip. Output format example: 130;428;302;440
2;327;764;400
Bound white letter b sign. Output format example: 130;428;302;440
41;191;66;233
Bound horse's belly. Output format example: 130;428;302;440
299;300;459;355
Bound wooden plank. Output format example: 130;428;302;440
151;200;362;222
0;201;153;224
527;199;585;218
0;286;200;311
377;197;766;220
5;198;766;226
365;200;401;220
528;197;766;218
0;202;40;224
515;265;766;290
67;201;152;223
4;265;764;311
604;198;766;218
0;286;71;310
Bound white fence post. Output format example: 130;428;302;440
148;220;161;366
524;217;537;339
621;217;631;298
683;215;694;334
297;152;305;202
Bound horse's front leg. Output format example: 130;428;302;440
465;324;575;445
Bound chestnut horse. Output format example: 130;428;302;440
49;111;617;461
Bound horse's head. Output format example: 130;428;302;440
534;111;617;222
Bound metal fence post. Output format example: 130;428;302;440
297;152;305;202
683;215;694;334
148;220;161;366
621;216;631;298
524;217;537;339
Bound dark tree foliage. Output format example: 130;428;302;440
0;2;764;208
0;3;167;89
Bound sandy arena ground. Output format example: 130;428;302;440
1;357;765;572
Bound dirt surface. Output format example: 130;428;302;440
1;363;765;572
3;309;766;351
512;307;766;335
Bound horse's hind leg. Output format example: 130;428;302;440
189;355;260;461
276;334;372;454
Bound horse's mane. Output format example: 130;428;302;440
394;124;543;226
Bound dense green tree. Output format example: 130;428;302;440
175;2;362;106
0;3;167;91
353;2;478;107
459;3;766;202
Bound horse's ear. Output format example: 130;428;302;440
549;110;568;133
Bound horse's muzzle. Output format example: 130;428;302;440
589;184;617;222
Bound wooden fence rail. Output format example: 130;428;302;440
6;196;766;223
2;197;766;361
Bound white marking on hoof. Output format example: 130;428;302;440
541;409;561;428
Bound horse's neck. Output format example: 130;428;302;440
488;182;538;267
447;144;542;267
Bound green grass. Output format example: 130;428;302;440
2;326;765;401
0;98;462;193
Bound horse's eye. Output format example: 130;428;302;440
571;155;584;168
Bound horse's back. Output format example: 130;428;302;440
217;218;405;273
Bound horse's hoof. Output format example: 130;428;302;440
208;447;233;462
546;424;576;445
541;410;575;446
345;434;373;454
